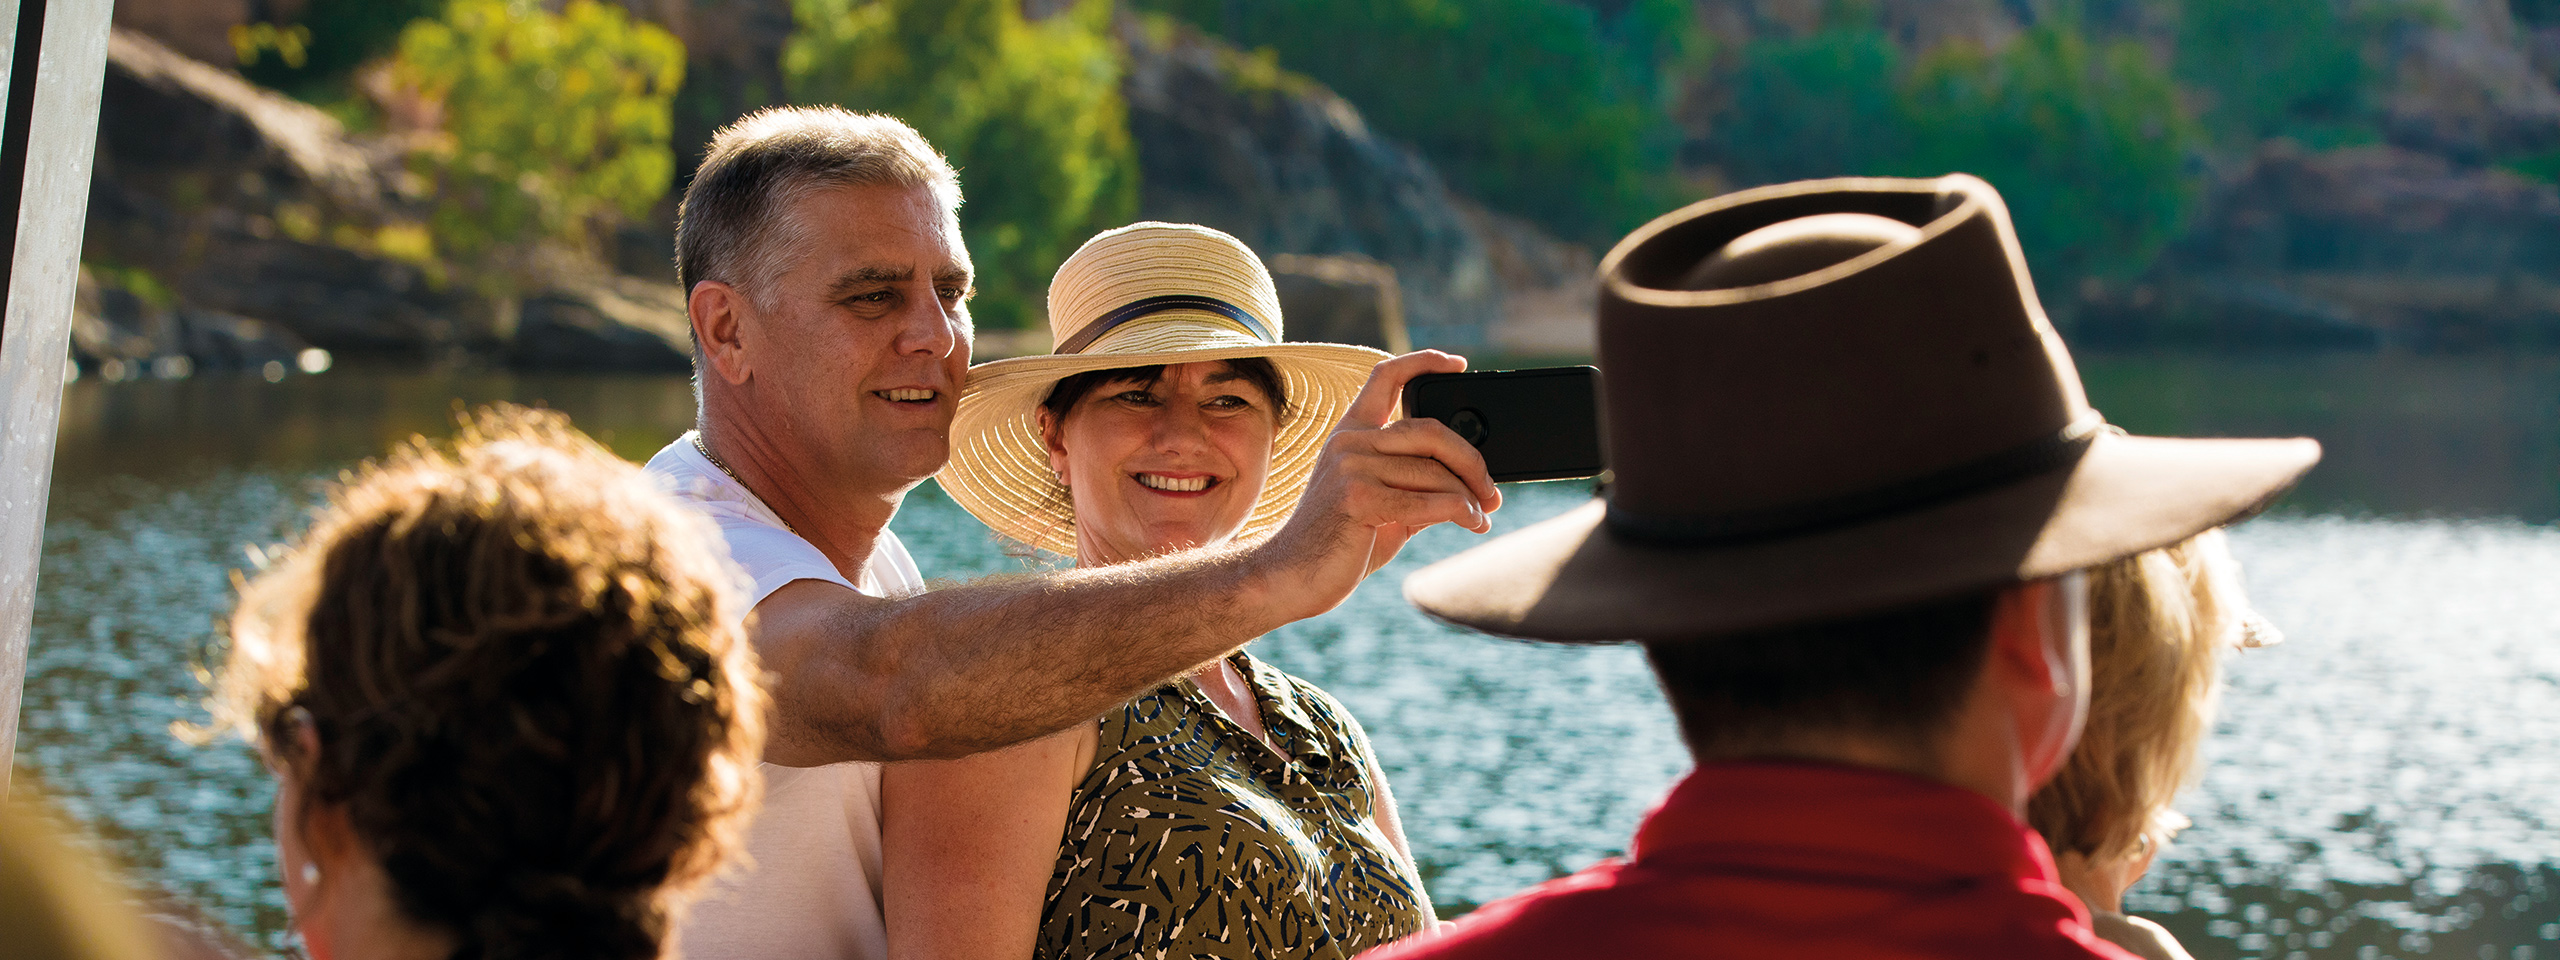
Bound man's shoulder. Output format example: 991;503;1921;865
1363;862;1632;959
1363;855;2139;960
641;435;865;603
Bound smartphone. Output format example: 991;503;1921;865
1401;366;1605;483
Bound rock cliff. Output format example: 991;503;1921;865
2100;142;2560;348
81;29;692;374
1119;16;1596;354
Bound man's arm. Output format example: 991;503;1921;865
755;351;1501;765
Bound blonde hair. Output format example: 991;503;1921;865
2029;529;2259;864
198;405;766;960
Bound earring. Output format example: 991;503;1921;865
301;862;321;886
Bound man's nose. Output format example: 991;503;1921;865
895;291;963;358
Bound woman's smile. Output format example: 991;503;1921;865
1133;472;1219;494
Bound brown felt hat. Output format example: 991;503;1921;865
1403;175;2321;642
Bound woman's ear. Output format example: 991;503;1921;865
1038;406;1071;487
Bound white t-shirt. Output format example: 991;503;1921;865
646;434;923;960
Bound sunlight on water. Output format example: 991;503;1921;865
18;362;2560;958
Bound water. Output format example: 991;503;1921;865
15;352;2560;958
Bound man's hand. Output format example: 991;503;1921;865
1253;350;1504;621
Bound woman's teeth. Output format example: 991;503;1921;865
1136;474;1211;492
880;389;936;402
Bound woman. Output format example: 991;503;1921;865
2028;528;2279;960
893;222;1433;959
198;407;766;960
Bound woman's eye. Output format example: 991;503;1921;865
1207;395;1253;410
1113;390;1157;404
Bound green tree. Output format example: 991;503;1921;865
1904;26;2199;285
2173;0;2379;148
1713;22;2198;295
394;0;685;269
240;0;446;95
1133;0;1699;243
1714;28;1907;186
784;0;1137;330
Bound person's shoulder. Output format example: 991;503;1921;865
2085;912;2195;960
1361;865;1634;960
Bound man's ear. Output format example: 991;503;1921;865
1037;406;1071;487
1988;576;2089;789
690;281;755;387
1988;580;2064;694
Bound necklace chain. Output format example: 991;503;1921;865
692;433;797;534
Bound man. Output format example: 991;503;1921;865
644;107;1500;959
1368;175;2321;959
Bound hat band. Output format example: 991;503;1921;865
1606;412;2109;547
1055;294;1275;355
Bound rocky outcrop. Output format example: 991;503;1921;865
111;0;250;70
2096;142;2560;348
83;28;691;371
70;267;320;381
87;29;472;359
509;274;695;371
1119;16;1505;349
2382;0;2560;160
1269;254;1411;353
1118;16;1601;354
1454;198;1601;358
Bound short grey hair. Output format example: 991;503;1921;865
675;106;963;307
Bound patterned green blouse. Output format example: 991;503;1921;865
1035;652;1433;959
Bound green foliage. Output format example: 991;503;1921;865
784;0;1137;330
85;260;177;311
1713;23;2200;289
241;0;445;94
1715;28;1907;184
1907;27;2199;284
2499;148;2560;184
2173;0;2380;148
1131;0;1700;243
394;0;684;269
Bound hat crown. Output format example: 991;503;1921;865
1045;222;1285;352
1596;175;2093;543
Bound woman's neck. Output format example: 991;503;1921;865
303;856;458;960
1190;656;1284;757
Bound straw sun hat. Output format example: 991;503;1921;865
939;223;1391;558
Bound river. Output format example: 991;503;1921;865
14;350;2560;959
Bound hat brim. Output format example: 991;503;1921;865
1403;432;2321;642
939;341;1392;557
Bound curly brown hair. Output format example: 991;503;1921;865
198;406;765;960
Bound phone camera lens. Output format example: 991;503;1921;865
1450;408;1488;446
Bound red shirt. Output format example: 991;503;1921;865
1364;762;2141;960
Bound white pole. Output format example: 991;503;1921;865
0;0;114;798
